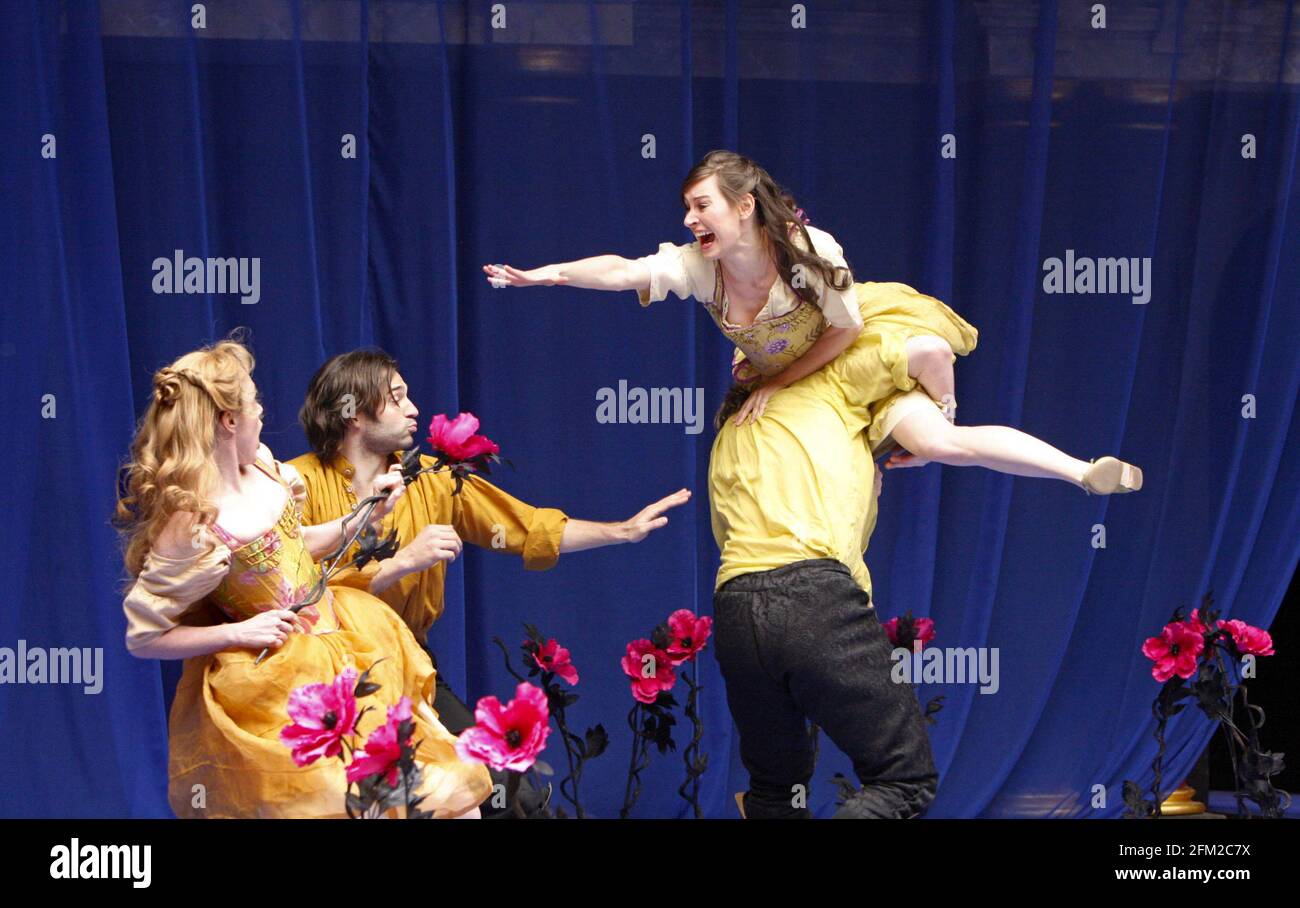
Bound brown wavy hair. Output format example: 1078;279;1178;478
114;335;256;577
681;149;853;305
713;383;755;432
298;349;400;462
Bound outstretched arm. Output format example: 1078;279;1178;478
483;256;650;294
559;488;692;552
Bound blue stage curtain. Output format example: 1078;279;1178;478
1;0;1297;818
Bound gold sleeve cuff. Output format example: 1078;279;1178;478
521;507;569;571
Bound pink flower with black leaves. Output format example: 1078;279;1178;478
621;639;675;704
455;682;552;772
427;413;500;463
882;615;936;649
1142;622;1205;682
280;667;359;767
530;637;579;685
346;696;412;787
1219;619;1275;657
665;610;712;665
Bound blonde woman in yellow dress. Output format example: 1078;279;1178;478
483;150;1141;495
115;337;492;818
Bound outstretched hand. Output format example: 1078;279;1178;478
483;263;569;288
622;488;692;543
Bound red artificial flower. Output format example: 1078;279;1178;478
1141;622;1205;682
455;682;552;772
346;696;413;787
1219;619;1275;657
280;667;359;767
665;609;713;665
882;616;936;649
1183;608;1215;636
427;413;500;463
531;637;579;685
621;639;676;704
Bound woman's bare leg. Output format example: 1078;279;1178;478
887;404;1091;487
905;335;957;419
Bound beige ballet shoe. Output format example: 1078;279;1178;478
1081;456;1143;495
735;791;748;819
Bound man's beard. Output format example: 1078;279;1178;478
366;427;414;455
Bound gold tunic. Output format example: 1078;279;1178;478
287;451;569;641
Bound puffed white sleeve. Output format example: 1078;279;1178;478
123;538;233;653
802;225;862;330
633;241;714;307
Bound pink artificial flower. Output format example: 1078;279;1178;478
455;682;552;772
621;639;676;704
427;413;500;463
882;616;936;649
280;667;359;767
665;610;713;665
1183;608;1216;636
346;696;413;787
1141;622;1205;682
1219;619;1275;657
531;638;579;685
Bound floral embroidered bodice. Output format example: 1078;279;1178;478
705;262;829;383
205;460;337;634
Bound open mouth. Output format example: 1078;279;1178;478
697;231;717;251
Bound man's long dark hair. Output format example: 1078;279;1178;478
299;349;400;461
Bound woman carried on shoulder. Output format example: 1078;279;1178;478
484;149;1141;495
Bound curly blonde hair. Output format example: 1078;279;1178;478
114;336;256;576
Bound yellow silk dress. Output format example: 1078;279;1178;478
123;456;492;819
635;224;980;455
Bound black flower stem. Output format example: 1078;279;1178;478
402;761;412;820
491;637;528;683
677;662;704;819
1207;647;1248;815
550;697;584;819
619;703;646;819
505;770;526;818
1148;685;1171;817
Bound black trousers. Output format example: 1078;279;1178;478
424;646;550;819
713;559;939;819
